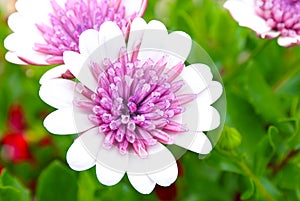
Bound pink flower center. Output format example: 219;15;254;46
255;0;300;37
34;0;134;64
75;49;195;157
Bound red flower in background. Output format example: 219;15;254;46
0;164;4;174
1;133;32;163
7;104;26;133
1;104;31;163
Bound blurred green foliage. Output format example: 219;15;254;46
0;0;300;200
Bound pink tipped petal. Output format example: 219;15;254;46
44;108;94;134
174;131;212;154
5;52;27;65
39;65;69;84
39;79;76;109
96;163;125;186
127;174;155;194
147;161;178;187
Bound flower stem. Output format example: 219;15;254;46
217;149;275;201
270;149;300;175
237;161;275;201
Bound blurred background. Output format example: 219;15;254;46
1;0;300;200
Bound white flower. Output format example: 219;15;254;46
4;0;147;65
224;0;300;47
39;18;223;194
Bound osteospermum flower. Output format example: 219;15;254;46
4;0;147;65
224;0;300;47
39;18;223;194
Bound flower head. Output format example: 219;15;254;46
224;0;300;47
4;0;147;65
39;18;223;194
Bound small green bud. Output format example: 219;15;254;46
217;125;242;150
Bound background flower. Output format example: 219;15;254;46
224;0;300;47
39;18;222;194
4;0;147;65
1;0;300;200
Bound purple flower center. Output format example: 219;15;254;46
34;0;133;64
75;49;196;157
255;0;300;37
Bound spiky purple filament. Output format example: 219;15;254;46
75;50;197;157
255;0;300;37
35;0;133;64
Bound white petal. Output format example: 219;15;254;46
39;79;76;109
277;36;300;47
179;63;213;94
224;0;271;34
127;174;155;194
196;106;220;131
138;20;169;63
44;108;94;134
164;31;192;68
5;52;27;65
4;33;19;51
148;161;177;187
15;0;52;24
97;21;126;62
4;32;47;65
39;64;69;84
78;29;100;57
196;81;223;105
66;127;100;171
63;51;98;92
260;31;280;39
96;146;128;173
96;163;125;186
127;143;176;175
174;131;212;154
7;12;39;33
127;17;147;60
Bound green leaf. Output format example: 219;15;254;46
259;177;283;200
0;187;25;201
253;136;274;176
0;170;30;201
77;171;98;201
36;161;78;201
240;178;255;200
245;66;284;123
